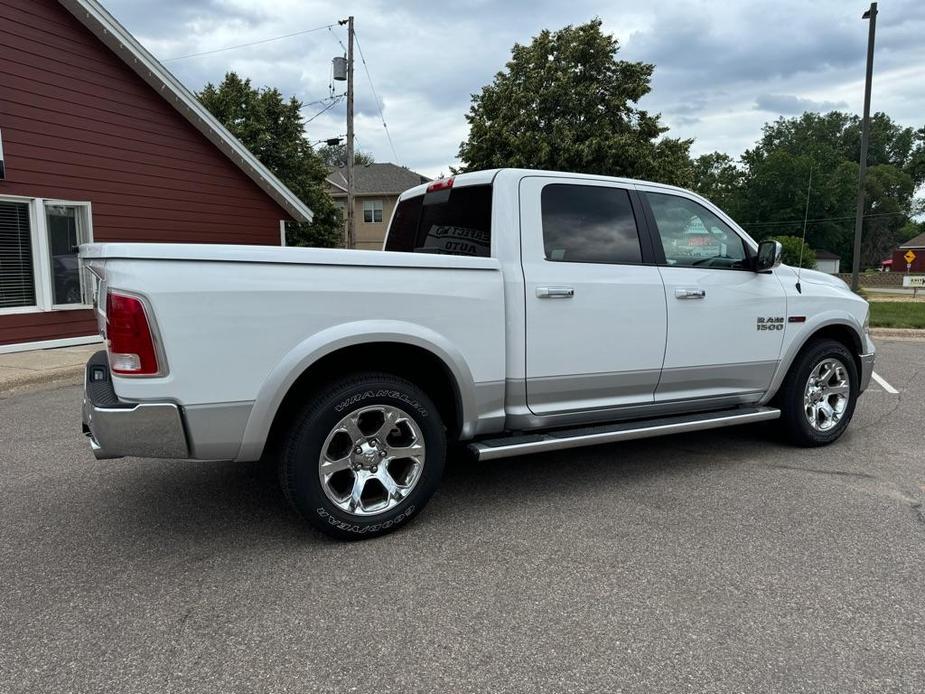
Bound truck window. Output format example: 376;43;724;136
541;184;642;264
645;192;748;270
385;184;492;257
384;195;423;251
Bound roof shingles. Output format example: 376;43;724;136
327;163;430;196
900;231;925;249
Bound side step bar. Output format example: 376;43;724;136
469;406;780;461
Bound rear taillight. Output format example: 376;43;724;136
106;291;160;376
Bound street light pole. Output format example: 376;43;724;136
851;2;877;292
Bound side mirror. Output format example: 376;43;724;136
755;240;783;272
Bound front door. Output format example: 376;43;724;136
520;177;667;415
639;189;787;402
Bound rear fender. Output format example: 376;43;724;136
235;320;477;461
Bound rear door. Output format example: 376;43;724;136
519;177;667;415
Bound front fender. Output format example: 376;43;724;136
760;311;868;404
235;320;479;461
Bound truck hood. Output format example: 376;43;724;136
779;265;851;292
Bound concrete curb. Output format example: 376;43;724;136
1;365;85;395
0;344;100;395
870;327;925;340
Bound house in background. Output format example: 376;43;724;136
326;163;430;249
0;0;312;353
814;250;841;274
893;232;925;273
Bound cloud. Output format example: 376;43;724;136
754;93;849;114
100;0;925;177
104;0;265;36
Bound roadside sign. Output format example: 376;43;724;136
903;274;925;297
904;249;917;264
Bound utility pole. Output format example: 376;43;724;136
851;2;877;291
338;16;356;250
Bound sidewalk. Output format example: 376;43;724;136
0;343;102;394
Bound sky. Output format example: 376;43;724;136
103;0;925;179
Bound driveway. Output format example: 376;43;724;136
1;340;923;693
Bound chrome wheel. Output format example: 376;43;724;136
318;405;426;517
803;357;850;432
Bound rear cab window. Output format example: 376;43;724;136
385;183;492;257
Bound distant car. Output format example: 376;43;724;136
80;169;875;539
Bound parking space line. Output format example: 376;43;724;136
871;371;899;394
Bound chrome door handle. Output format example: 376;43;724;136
536;286;575;299
675;288;706;300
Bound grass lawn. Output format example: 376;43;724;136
868;301;925;329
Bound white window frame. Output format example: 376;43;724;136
0;195;94;316
363;199;383;224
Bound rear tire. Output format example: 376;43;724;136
776;339;858;447
278;372;446;540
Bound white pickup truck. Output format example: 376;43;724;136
80;168;875;539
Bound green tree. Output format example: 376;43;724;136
899;220;925;243
765;235;816;269
456;19;692;186
316;143;375;168
734;112;924;268
691;152;744;215
198;72;342;247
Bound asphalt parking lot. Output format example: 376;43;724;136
1;340;923;693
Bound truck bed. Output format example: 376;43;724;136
80;243;507;460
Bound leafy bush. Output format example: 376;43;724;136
764;235;817;268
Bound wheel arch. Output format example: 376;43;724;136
762;317;865;404
236;322;476;461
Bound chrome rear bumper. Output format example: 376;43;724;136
81;351;189;460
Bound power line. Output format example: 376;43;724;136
352;30;400;164
304;95;344;124
301;93;345;109
163;23;335;62
328;25;347;54
740;210;907;228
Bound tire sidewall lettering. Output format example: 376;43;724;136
315;505;417;535
334;389;428;419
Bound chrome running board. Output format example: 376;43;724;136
469;406;780;461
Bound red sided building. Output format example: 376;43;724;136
893;232;925;274
0;0;313;351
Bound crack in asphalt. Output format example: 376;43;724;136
163;555;211;686
911;502;925;527
853;366;919;437
759;462;879;480
758;462;925;533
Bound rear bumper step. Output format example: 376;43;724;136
469;406;780;461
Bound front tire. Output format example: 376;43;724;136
279;372;446;540
776;339;858;447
